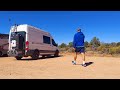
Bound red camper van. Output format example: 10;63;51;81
0;33;9;56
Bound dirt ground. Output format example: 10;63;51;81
0;54;120;79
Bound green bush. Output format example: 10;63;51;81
97;45;109;54
59;43;67;48
85;47;91;51
59;40;120;55
109;46;120;54
116;46;120;53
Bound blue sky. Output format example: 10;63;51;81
0;11;120;45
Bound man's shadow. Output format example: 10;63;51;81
76;62;94;67
85;62;94;67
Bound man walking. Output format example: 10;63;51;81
72;28;86;67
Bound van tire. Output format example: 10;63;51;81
32;50;39;60
3;54;8;57
0;51;2;57
54;50;59;57
42;55;45;58
15;56;22;60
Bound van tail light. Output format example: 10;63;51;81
25;41;29;51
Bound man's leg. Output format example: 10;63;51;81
74;52;77;61
81;52;85;65
81;47;86;67
72;49;77;65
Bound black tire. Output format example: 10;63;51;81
54;50;59;57
32;50;39;60
3;54;8;57
15;56;22;60
0;51;2;57
42;55;45;58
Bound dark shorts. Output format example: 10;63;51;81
75;47;85;53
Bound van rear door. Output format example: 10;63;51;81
10;31;26;51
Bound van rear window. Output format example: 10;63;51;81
10;31;25;39
43;35;50;44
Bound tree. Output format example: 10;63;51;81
68;42;73;47
90;37;100;47
84;41;89;48
110;42;117;47
117;42;120;46
59;43;67;48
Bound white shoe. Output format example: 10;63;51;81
72;61;76;65
82;63;86;67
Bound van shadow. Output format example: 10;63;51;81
0;54;8;57
76;62;94;67
20;55;63;61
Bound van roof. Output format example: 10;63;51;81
17;24;50;34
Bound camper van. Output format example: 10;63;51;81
0;34;9;56
7;24;59;60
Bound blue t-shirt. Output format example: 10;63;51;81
73;32;85;48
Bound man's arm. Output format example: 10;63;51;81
73;34;76;48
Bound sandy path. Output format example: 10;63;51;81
0;55;120;79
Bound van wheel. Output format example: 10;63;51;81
0;51;2;57
3;54;8;57
32;50;39;60
54;50;59;57
15;56;22;60
42;55;45;58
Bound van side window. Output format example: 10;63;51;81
43;35;50;44
52;39;57;46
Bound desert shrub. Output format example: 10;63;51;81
90;37;100;47
109;47;116;54
67;47;74;53
117;42;120;46
85;47;91;51
59;43;67;48
116;46;120;54
109;46;120;54
84;41;89;48
97;45;109;54
68;42;73;47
